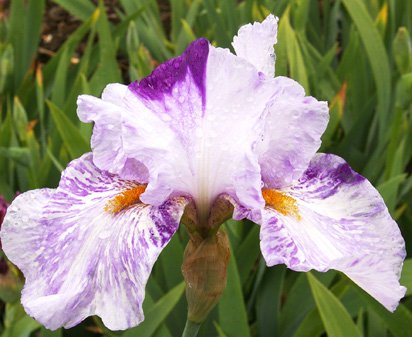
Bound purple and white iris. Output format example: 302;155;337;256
1;15;406;331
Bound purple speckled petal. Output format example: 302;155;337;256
259;153;406;311
0;153;188;330
257;77;329;188
232;14;278;76
79;39;277;214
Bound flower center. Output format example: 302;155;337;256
105;185;147;213
262;188;301;219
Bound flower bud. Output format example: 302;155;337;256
181;230;230;323
393;27;412;75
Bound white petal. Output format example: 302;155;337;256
232;14;278;76
256;77;329;188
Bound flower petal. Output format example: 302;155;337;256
232;14;278;76
1;153;188;330
256;77;329;188
77;84;149;182
258;154;406;311
80;39;277;213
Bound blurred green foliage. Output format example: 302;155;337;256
0;0;411;336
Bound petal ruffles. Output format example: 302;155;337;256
256;77;329;188
232;14;278;76
78;39;277;214
1;153;188;330
259;154;406;311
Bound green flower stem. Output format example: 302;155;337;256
182;319;201;337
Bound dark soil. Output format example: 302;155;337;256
39;0;123;63
1;0;172;81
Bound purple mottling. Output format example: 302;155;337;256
151;199;180;246
289;257;300;266
350;259;360;267
129;38;209;107
0;153;187;330
297;154;365;199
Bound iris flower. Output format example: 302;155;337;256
1;15;405;331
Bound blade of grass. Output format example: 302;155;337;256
47;101;89;159
307;273;362;337
400;258;412;296
52;0;95;21
218;231;250;337
89;1;122;95
122;282;185;337
341;0;391;138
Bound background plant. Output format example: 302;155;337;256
0;0;411;336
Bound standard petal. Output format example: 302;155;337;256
129;39;276;213
80;38;277;214
256;76;329;188
77;84;149;182
232;14;278;76
1;153;188;330
258;154;406;311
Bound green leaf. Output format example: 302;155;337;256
89;1;122;95
218;236;250;337
341;0;391;137
12;97;28;142
52;0;95;21
50;48;70;108
291;0;310;32
291;309;323;337
356;287;412;337
307;273;362;337
42;9;98;90
376;174;406;213
123;282;185;337
400;258;412;296
159;234;184;289
214;321;230;337
256;266;286;337
47;101;89;159
39;327;63;337
280;272;335;337
0;44;14;93
8;0;45;88
278;8;309;91
1;315;40;337
0;147;31;166
203;0;231;47
175;0;203;54
2;303;40;337
180;19;197;43
170;0;185;43
395;73;412;108
236;225;260;286
367;309;387;337
392;27;412;75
